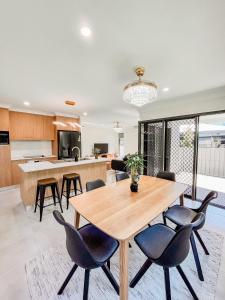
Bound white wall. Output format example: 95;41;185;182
140;86;225;121
123;127;138;155
81;125;119;157
10;141;52;159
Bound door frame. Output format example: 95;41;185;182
138;109;225;200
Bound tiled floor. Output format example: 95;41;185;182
0;183;225;300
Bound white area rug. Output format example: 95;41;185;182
25;229;224;300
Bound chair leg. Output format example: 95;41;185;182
61;178;65;199
163;212;167;225
129;243;132;248
190;233;204;281
176;265;199;300
55;183;63;213
194;231;209;255
34;185;39;213
51;185;56;205
83;269;90;300
107;260;110;269
57;264;78;295
163;267;171;300
102;265;119;295
78;176;83;193
66;179;71;210
39;186;45;222
130;258;152;288
73;179;77;196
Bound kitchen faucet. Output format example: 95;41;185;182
72;146;80;161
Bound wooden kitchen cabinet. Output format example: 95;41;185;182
43;116;55;140
11;159;26;185
0;108;10;131
9;111;54;140
54;116;80;131
0;145;11;187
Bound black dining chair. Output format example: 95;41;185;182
157;171;176;182
130;218;203;300
86;179;105;192
116;172;129;182
163;190;218;281
53;210;119;300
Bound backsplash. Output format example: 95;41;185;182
10;141;52;159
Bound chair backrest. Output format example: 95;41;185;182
53;210;97;269
86;179;105;192
157;224;192;267
197;191;218;214
156;171;175;182
111;159;127;172
158;211;206;267
116;172;129;182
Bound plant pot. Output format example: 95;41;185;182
130;182;138;192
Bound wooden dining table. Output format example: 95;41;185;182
70;175;187;300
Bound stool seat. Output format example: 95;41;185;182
63;173;80;180
61;173;83;209
35;177;63;221
38;177;57;186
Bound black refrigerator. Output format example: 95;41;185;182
58;130;81;159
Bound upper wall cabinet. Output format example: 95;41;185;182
9;111;55;140
54;116;81;131
0;108;10;131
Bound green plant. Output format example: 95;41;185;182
93;147;101;155
125;153;144;177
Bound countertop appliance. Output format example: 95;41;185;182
58;130;81;159
0;131;10;145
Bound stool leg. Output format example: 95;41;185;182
55;183;63;213
66;179;71;209
73;179;77;196
51;185;56;206
39;186;46;222
34;185;40;213
78;176;83;193
61;178;65;200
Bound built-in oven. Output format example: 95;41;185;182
0;131;10;145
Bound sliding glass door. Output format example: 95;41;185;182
196;113;225;207
139;117;198;198
165;118;197;198
140;121;164;176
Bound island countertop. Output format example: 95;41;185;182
19;158;109;173
19;157;109;206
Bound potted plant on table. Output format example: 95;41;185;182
125;153;144;192
93;147;101;159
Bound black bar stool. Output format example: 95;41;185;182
34;177;63;222
61;173;83;209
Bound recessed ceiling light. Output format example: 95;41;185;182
83;112;88;116
80;26;92;37
23;101;30;106
162;87;170;92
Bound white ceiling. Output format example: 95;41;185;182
0;0;225;126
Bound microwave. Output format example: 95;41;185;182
0;131;10;145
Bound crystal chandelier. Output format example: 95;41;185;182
123;67;157;107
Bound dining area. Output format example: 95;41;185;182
46;168;217;300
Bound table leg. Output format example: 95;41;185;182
75;211;80;229
119;240;129;300
179;194;184;206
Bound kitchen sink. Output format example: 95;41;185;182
51;158;91;164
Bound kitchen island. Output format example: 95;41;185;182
19;158;109;206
